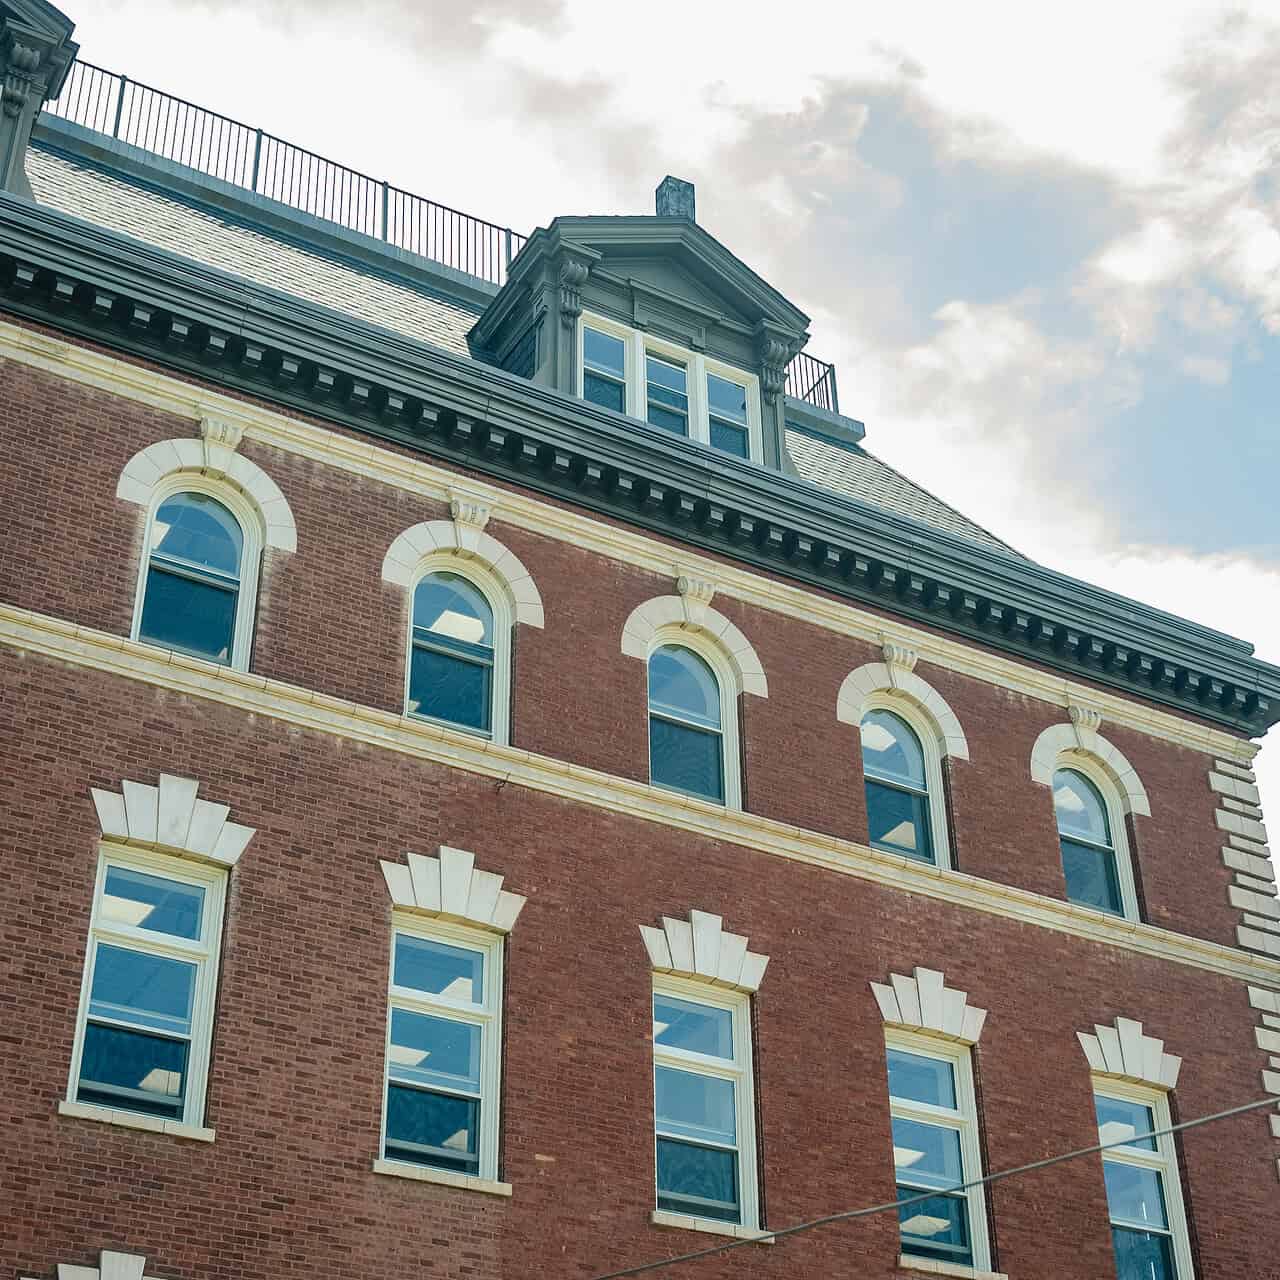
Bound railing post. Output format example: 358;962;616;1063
250;128;263;191
504;229;513;272
827;365;838;415
380;182;389;241
111;76;127;138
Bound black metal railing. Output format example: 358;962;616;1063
42;60;527;286
785;349;839;414
43;59;839;409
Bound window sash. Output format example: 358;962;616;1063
70;850;225;1129
381;921;502;1181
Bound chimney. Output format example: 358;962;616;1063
655;175;695;222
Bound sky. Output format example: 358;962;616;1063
64;0;1279;813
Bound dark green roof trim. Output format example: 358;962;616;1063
1;189;1275;735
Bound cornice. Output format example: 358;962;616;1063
1;601;1276;988
0;190;1276;733
0;317;1257;763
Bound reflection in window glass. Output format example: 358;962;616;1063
862;710;934;863
1054;769;1123;915
100;866;204;941
646;355;689;436
584;327;627;413
652;991;753;1226
138;492;244;664
408;573;495;734
707;373;749;458
394;934;484;1005
648;646;726;803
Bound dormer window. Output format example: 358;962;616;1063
578;312;761;462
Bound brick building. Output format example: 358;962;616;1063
2;5;1279;1278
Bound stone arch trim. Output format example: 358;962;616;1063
836;661;970;761
870;966;987;1044
116;436;297;553
620;596;768;698
91;773;256;867
1031;721;1151;817
23;1249;161;1280
640;908;769;993
380;844;527;933
1077;1016;1181;1089
380;520;544;629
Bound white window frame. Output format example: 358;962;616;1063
1094;1079;1195;1279
646;629;743;811
578;311;763;463
66;844;228;1129
651;973;759;1232
404;554;514;747
379;914;505;1183
130;474;263;674
860;694;954;871
884;1028;992;1273
1052;757;1141;922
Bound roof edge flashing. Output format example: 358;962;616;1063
784;395;866;445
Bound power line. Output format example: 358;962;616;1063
591;1093;1278;1279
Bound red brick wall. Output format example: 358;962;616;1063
0;353;1248;951
0;649;1275;1279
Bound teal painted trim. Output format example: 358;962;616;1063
783;397;866;445
0;189;1274;733
30;116;499;313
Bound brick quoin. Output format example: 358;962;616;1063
1;333;1276;1280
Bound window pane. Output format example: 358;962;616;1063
584;327;625;378
892;1116;964;1190
1061;838;1123;914
150;492;242;576
1111;1225;1176;1280
101;866;204;941
867;781;932;861
887;1049;957;1109
653;995;733;1060
89;943;196;1036
1096;1095;1157;1151
647;356;688;435
385;1083;479;1174
1104;1161;1169;1231
861;710;927;787
139;565;237;664
388;1008;481;1095
1053;769;1111;845
647;402;689;435
657;1137;740;1222
650;717;724;802
648;646;721;727
897;1187;973;1267
394;935;484;1004
408;646;492;732
707;373;748;426
710;419;749;457
77;1022;188;1120
584;371;626;413
413;573;493;647
655;1065;736;1147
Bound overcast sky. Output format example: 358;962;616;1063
66;1;1279;809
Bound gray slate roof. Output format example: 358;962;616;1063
26;144;1017;556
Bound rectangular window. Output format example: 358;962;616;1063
706;372;750;458
381;922;503;1181
646;355;690;437
1096;1087;1193;1280
885;1035;991;1271
583;326;627;413
69;852;226;1127
652;981;757;1228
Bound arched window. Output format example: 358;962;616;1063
1053;768;1128;916
648;644;726;803
408;571;497;735
861;709;933;863
137;491;246;666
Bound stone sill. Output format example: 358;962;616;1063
899;1254;1007;1279
649;1209;774;1243
58;1099;214;1142
372;1158;512;1197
